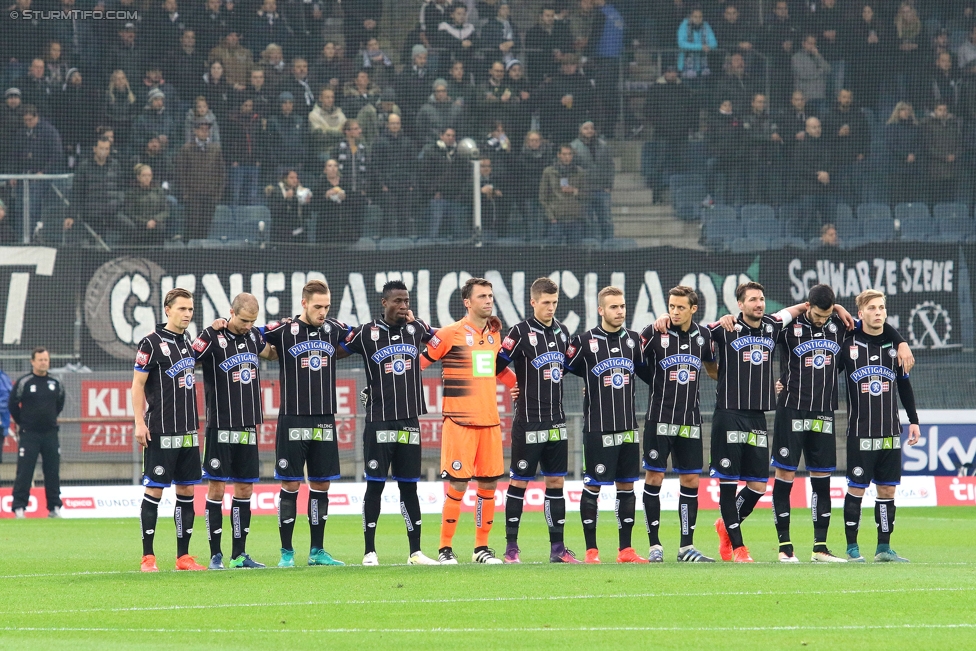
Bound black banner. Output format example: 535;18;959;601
1;243;972;364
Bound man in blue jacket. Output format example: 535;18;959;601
592;0;625;131
0;368;11;464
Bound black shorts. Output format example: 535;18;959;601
142;431;203;488
583;429;641;486
771;408;837;473
847;435;902;488
363;418;422;482
202;427;261;483
275;414;340;482
642;421;703;474
708;409;770;483
510;420;569;481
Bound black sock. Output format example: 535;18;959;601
678;485;699;548
811;476;832;548
616;489;636;550
231;498;250;558
308;489;329;551
398;481;423;554
580;487;599;550
363;481;384;554
643;483;662;547
844;493;862;546
278;488;298;551
141;494;160;557
545;487;565;545
505;485;526;544
205;498;223;557
736;485;764;521
772;478;793;554
720;482;744;549
875;498;895;546
175;495;195;558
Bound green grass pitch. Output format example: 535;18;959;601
1;507;975;650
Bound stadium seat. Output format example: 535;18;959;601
933;203;974;242
834;203;860;240
770;237;807;250
859;216;896;243
895;203;936;241
352;237;377;251
186;238;244;248
377;237;415;251
414;237;451;247
741;204;782;239
701;205;740;251
579;237;602;248
856;202;892;222
362;204;384;239
495;237;527;247
603;237;638;250
668;173;705;196
673;185;706;221
235;205;272;243
729;237;768;253
208;205;235;240
163;239;185;249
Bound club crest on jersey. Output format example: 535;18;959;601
324;324;331;333
697;336;704;346
192;337;207;352
806;353;832;369
670;366;696;384
889;348;898;358
861;376;889;396
302;353;324;371
487;335;494;344
528;332;538;346
159;342;171;356
384;357;412;375
589;339;599;353
233;366;254;384
849;345;859;360
626;338;635;348
828;323;838;333
371;326;380;341
179;372;195;389
217;334;227;348
466;334;475;347
291;322;300;335
544;366;562;383
743;346;769;365
135;351;149;366
406;324;416;335
604;370;629;388
794;325;803;337
765;324;773;333
660;334;669;348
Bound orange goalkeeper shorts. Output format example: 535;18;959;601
440;419;504;481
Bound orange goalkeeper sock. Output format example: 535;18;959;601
440;486;464;548
474;488;495;548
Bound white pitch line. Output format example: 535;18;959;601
3;585;974;617
2;623;976;635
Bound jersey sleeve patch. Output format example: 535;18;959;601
566;344;577;358
265;320;280;331
429;334;442;349
502;336;516;351
135;350;150;366
192;337;208;352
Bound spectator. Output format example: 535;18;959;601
0;0;43;79
358;87;400;146
845;10;883;101
416;78;465;146
311;41;344;93
246;68;274;118
56;69;97;166
814;222;839;248
762;0;799;107
481;1;519;67
894;3;923;103
396;45;432;134
329;119;370;224
926;51;961;114
67;137;123;243
311;159;356;242
176;120;226;240
147;0;188;52
49;0;97;77
0;198;12;244
282;57;316;118
165;30;206;102
259;44;289;94
538;54;595;146
591;0;625;129
435;5;478;76
777;90;814;164
266;91;308;177
249;0;290;56
822;89;869;205
885;101;920;204
199;60;231;118
420;126;468;239
0;366;10;461
706;99;747;206
503;60;532;145
266;169;312;242
570;0;599;57
372;113;418;236
792;35;832;115
43;42;71;89
712;4;755;57
130;89;179;161
184;96;221;145
478;60;515;135
309;88;347;160
224;98;264;206
192;0;232;55
714;52;756;114
791;116;835;239
119;163;168;245
209;31;253;89
360;38;395;87
808;0;846;99
959;25;976;71
526;5;573;85
516;131;555;239
107;23;146;89
343;0;383;54
570;120;614;241
445;60;477;120
539;144;585;244
282;0;324;58
134;137;178;202
138;65;181;109
11;105;63;176
741;93;784;204
922;101;962;203
342;70;380;118
643;65;696;201
419;0;452;49
677;5;717;80
1;88;25;145
21;59;53;116
478;156;510;237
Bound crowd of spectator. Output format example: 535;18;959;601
1;0;975;247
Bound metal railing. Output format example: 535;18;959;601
0;174;74;245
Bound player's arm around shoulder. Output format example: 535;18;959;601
330;319;354;360
191;327;215;358
564;333;586;377
420;320;458;368
496;323;522;371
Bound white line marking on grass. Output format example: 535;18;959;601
3;624;976;635
4;586;975;616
